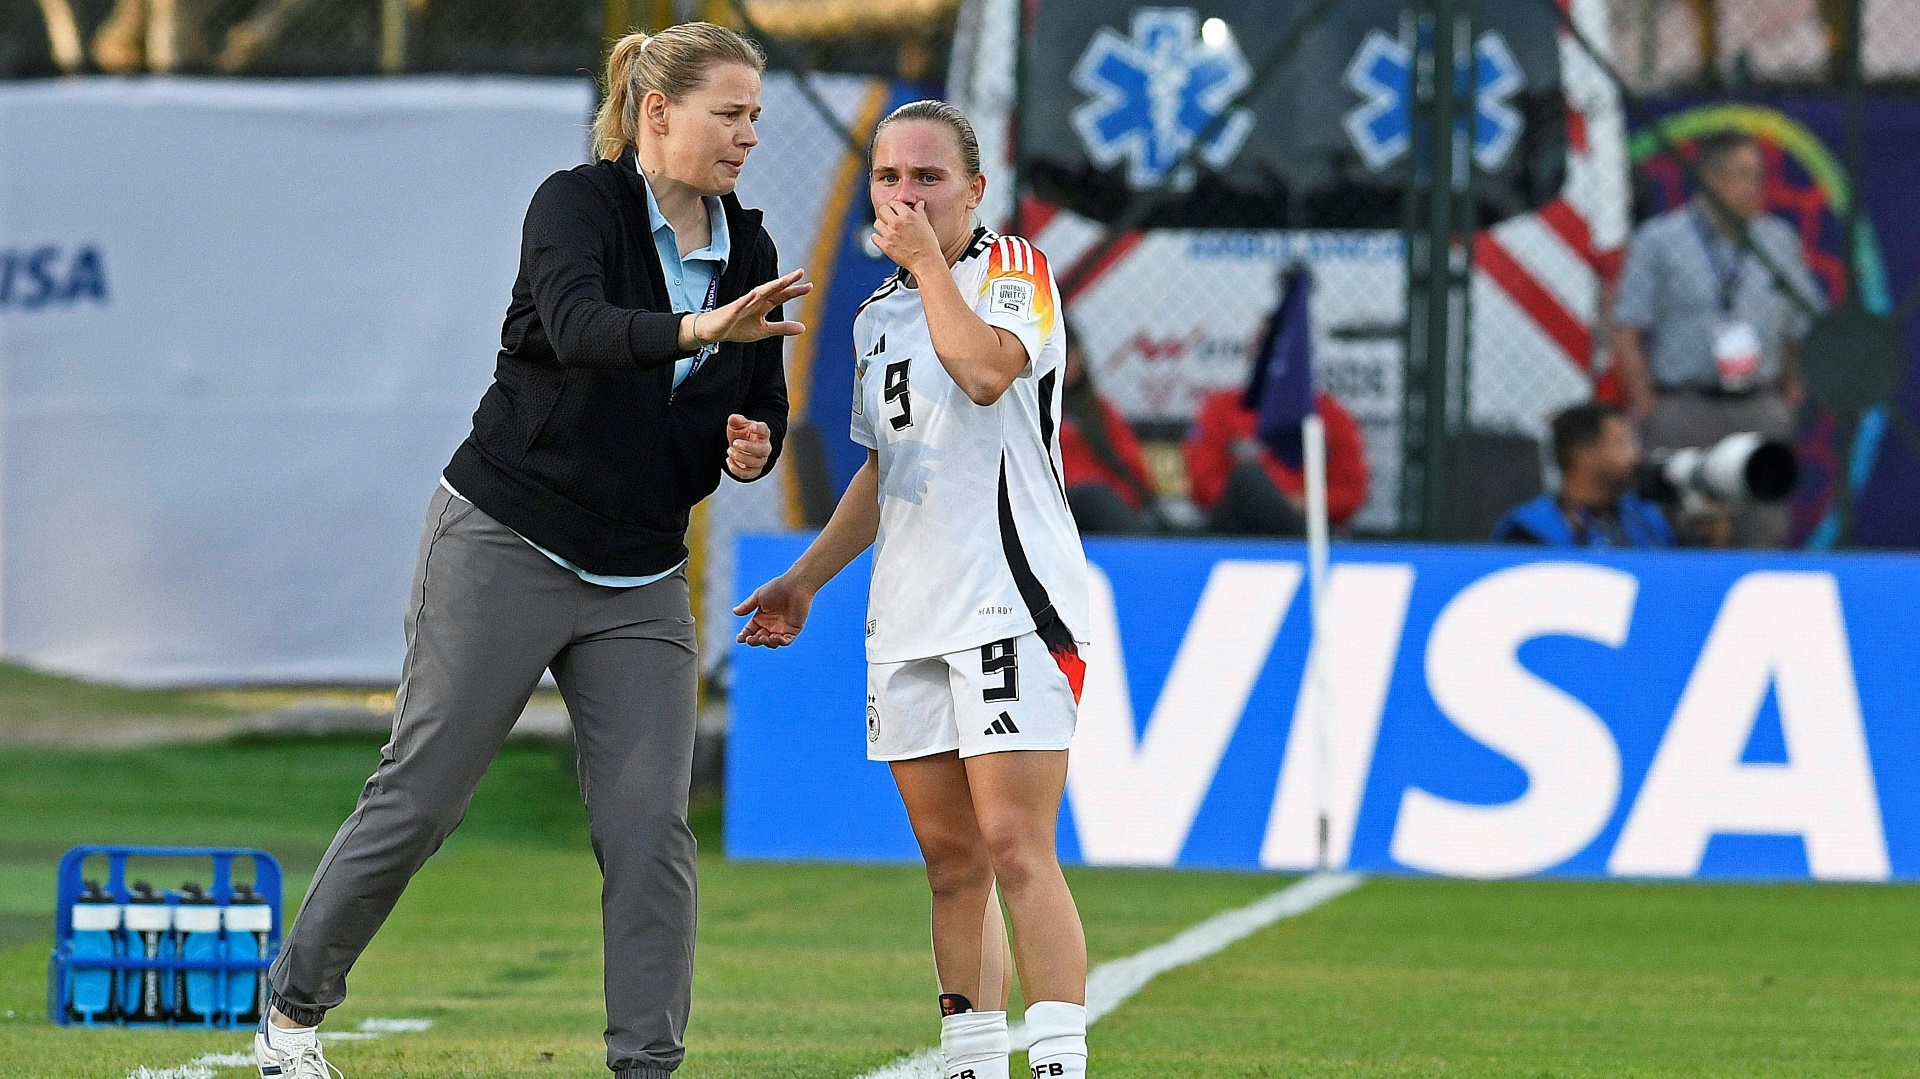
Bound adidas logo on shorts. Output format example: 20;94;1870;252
983;712;1020;736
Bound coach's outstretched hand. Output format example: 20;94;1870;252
684;269;811;349
733;574;812;648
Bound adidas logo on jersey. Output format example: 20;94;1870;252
983;712;1021;736
865;333;887;356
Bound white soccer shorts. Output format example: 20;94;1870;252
866;628;1086;761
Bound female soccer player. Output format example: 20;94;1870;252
255;23;806;1079
735;100;1091;1079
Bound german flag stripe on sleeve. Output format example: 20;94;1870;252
980;235;1057;342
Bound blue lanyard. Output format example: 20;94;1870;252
686;269;724;378
1691;208;1745;315
1565;503;1627;547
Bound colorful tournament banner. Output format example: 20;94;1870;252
729;535;1918;881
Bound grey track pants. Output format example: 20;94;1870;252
268;488;698;1079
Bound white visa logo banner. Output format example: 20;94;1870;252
1066;563;1890;881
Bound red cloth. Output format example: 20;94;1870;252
1060;396;1156;511
1183;390;1369;526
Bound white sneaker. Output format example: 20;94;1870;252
255;1020;343;1079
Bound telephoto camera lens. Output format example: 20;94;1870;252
1636;433;1799;505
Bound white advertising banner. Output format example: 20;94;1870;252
1058;228;1408;533
0;77;595;685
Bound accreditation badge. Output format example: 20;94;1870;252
1712;318;1762;394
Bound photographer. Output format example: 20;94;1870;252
1611;128;1821;548
1494;403;1676;548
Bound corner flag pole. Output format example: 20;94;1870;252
1302;414;1332;870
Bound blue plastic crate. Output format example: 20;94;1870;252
48;845;282;1029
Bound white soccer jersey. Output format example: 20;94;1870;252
850;226;1089;664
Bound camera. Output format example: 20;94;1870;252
1636;432;1798;505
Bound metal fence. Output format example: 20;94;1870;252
965;0;1920;543
1613;0;1920;92
3;0;1917;549
2;0;605;76
0;0;943;77
11;1;1914;88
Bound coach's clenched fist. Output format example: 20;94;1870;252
725;413;772;480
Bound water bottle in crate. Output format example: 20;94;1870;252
173;882;221;1023
121;882;172;1023
66;881;120;1023
225;882;273;1025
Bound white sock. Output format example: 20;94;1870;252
264;1007;317;1037
942;1009;1010;1079
265;1012;316;1034
260;1018;319;1057
1023;1000;1087;1079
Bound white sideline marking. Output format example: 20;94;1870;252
125;1017;434;1079
859;1048;945;1079
854;871;1365;1078
126;1052;253;1079
356;1017;433;1033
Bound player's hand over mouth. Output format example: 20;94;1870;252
871;201;943;276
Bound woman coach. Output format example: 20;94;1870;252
254;23;808;1079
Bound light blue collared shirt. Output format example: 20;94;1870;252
640;167;731;390
437;171;730;589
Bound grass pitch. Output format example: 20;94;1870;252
1;735;1916;1077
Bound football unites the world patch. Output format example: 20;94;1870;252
991;277;1034;317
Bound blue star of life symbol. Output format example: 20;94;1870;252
1070;8;1257;191
1343;27;1525;173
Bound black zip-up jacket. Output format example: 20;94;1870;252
443;147;788;577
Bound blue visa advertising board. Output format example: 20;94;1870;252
728;536;1920;881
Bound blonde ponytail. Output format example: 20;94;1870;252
593;22;767;162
